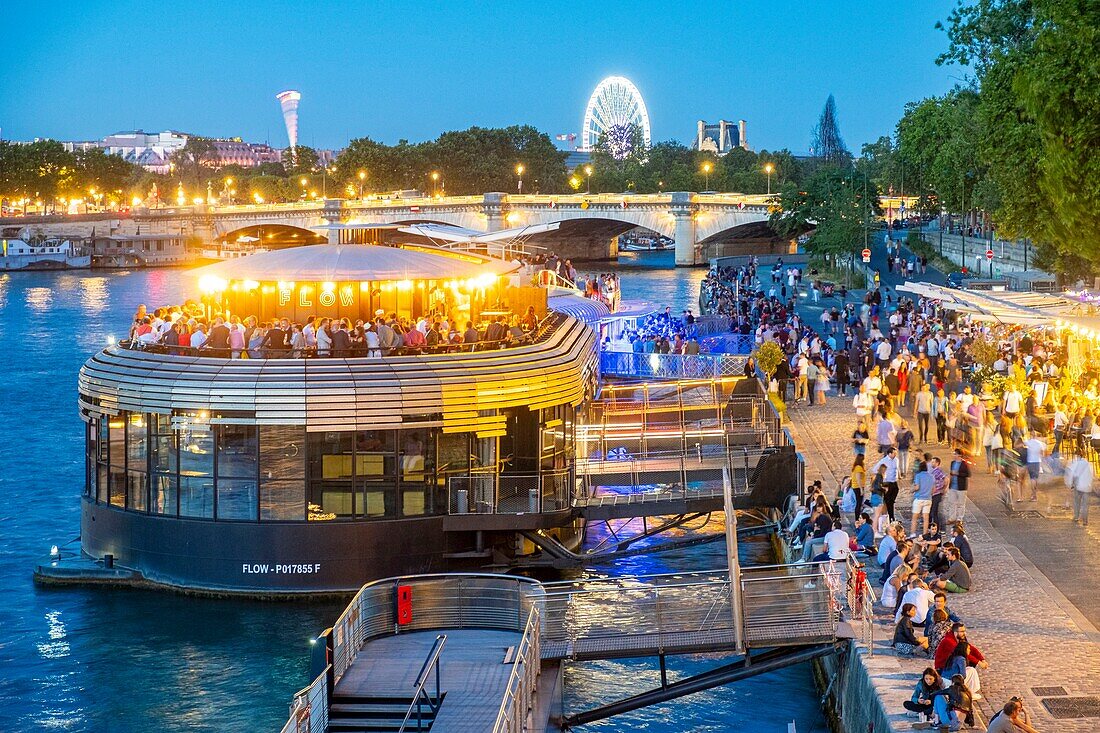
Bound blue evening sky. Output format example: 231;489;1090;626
0;1;963;153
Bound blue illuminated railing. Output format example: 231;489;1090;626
599;350;749;380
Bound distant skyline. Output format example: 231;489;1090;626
0;1;962;154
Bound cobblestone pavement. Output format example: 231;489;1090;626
787;397;1100;732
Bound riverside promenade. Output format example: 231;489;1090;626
788;398;1100;732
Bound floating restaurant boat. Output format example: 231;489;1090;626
0;237;91;270
52;243;606;595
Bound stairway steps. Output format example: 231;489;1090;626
326;693;441;732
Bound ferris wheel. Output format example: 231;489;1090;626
581;76;651;157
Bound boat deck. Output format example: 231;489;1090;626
334;629;521;732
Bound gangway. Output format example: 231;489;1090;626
282;566;847;733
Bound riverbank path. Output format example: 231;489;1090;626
788;397;1100;731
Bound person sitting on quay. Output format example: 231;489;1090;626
811;519;850;563
853;512;876;555
924;592;961;637
902;667;953;728
895;577;936;627
934;623;988;700
987;697;1041;733
892;602;930;657
928;546;971;594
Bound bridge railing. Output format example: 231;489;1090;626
534;564;838;656
446;469;574;515
599;351;749;380
279;666;330;733
328;574;543;683
491;606;542;733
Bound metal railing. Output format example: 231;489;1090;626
397;634;447;733
447;469;574;515
120;314;561;361
279;665;330;733
575;444;773;500
599;350;750;380
330;574;543;683
491;606;542;733
844;555;877;655
535;564;839;657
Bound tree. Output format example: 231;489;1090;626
169;137;217;187
771;164;880;263
810;95;850;164
282;145;321;178
73;148;140;200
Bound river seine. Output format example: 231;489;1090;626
0;253;825;732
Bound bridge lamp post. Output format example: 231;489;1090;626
515;164;525;194
358;170;366;199
224;177;234;204
431;171;440;197
584;165;593;194
299;177;308;200
764;162;774;195
702;161;713;192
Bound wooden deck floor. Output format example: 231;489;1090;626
335;629;522;732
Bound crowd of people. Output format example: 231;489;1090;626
127;302;543;358
755;258;1077;731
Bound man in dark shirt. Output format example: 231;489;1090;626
259;320;289;358
205;317;231;357
331;322;352;356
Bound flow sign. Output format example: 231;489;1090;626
986;249;994;261
861;248;871;263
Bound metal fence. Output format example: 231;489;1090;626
491;606;542;733
534;564;839;658
844;555;877;655
575;444;775;499
279;666;330;733
599;351;749;380
446;469;574;515
328;574;542;683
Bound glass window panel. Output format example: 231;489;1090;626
179;475;214;518
97;465;109;504
218;425;258;479
261;479;305;521
127;472;147;511
151;435;177;474
86;421;96;497
260;426;305;480
127;413;147;468
355;430;396;478
360;479;397;518
179;426;214;478
151;474;177;515
109;415;126;507
217;478;258;520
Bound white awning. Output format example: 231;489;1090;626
189;243;519;282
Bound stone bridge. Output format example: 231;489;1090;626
2;192;777;265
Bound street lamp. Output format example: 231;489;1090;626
515;163;525;194
224;177;234;204
357;170;366;199
584;165;593;194
299;176;308;200
764;162;775;195
431;171;440;197
702;161;713;192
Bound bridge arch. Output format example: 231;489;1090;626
218;223;326;248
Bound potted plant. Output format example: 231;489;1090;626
752;341;788;421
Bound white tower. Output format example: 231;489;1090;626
276;90;301;162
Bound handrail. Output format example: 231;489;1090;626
396;634;448;733
845;555;877;655
279;665;330;733
118;313;561;361
491;606;541;733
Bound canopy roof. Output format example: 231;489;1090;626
898;281;1100;328
189;243;519;283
